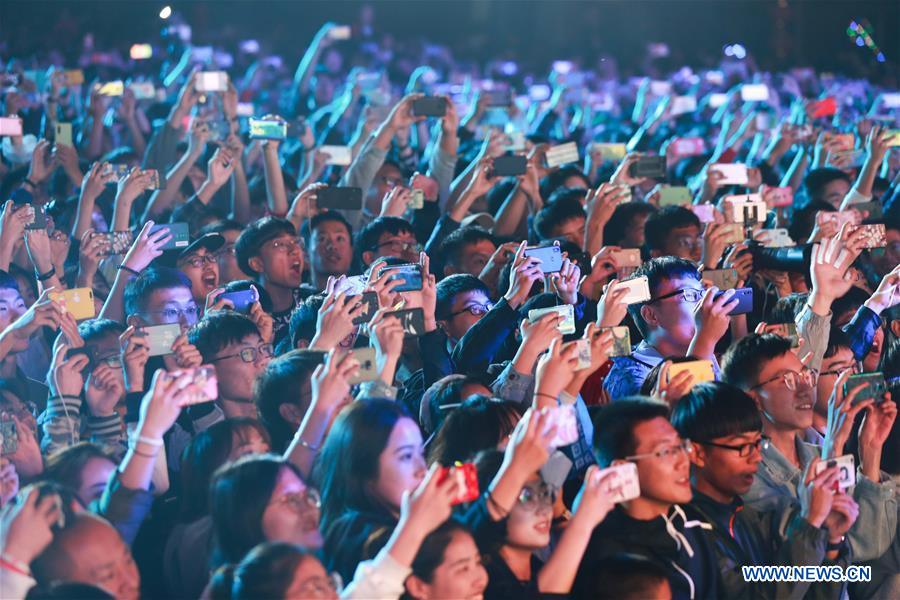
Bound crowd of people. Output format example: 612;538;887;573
0;12;899;600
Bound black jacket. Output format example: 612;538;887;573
322;509;396;584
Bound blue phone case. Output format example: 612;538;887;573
715;287;753;315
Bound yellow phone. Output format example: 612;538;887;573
666;360;715;384
50;288;95;321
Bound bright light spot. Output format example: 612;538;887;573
877;52;885;62
159;5;172;19
849;20;857;29
856;37;865;47
733;44;747;59
724;45;734;57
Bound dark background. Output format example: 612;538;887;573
2;0;898;80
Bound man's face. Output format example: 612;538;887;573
137;287;199;328
372;163;403;203
658;225;702;263
624;212;651;248
438;290;493;343
815;347;856;418
216;229;244;284
692;431;765;499
209;334;271;404
368;229;419;265
310;220;352;279
821;179;850;208
640;276;703;348
627;417;692;506
178;247;219;302
551;217;586;247
60;517;140;600
750;351;814;432
255;233;304;288
446;239;496;278
0;288;27;352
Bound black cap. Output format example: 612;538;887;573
179;232;225;259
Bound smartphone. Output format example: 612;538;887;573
849;224;887;249
628;156;666;179
348;347;378;385
130;81;156;100
410;173;439;202
145;169;165;190
491;155;527;177
829;149;865;168
98;80;124;96
544;142;580;168
0;116;24;137
529;84;551;102
248;118;287;141
408;189;424;210
843;372;887;405
753;228;794;248
50;288;95;321
389;308;426;337
764;186;793;208
691;204;716;223
484;89;512;107
333;275;368;297
713;287;753;315
710;163;749;185
657;186;692;207
328;25;352;40
378;264;423;292
139;323;182;357
0;420;18;456
546;404;579;447
316;187;363;211
91;231;134;257
592;462;641;503
667;359;715;384
704;268;739;290
814;454;856;490
885;129;900;147
24;205;48;231
708;93;729;108
740;84;769;102
816;210;860;229
724;195;766;224
102;163;133;181
809;97;837;118
523;244;563;273
614;276;651;304
319;145;352;166
669;137;705;158
129;43;153;60
236;102;254;117
436;463;480;505
528;304;576;335
220;288;258;314
574;338;592;370
64;69;85;86
149;222;190;250
351;292;379;325
827;133;855;152
591;143;627;161
54;122;73;146
609;248;642;268
195;71;228;93
599;326;632;357
670;95;697;116
411;97;447;118
540;451;574;490
162;366;218;406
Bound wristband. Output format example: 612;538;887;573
295;437;320;453
49;394;81;402
134;434;164;447
35;267;56;282
0;554;31;578
23;178;38;190
486;490;511;518
534;392;558;402
131;446;159;459
117;264;141;277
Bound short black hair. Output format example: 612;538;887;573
435;274;490;320
824;328;853;360
123;267;192;318
253;350;323;451
187;312;261;362
235;217;296;278
288;294;325;349
768;293;808;323
301;211;353;246
438;227;495;273
804;168;851;203
581;554;670;600
644;206;700;253
0;269;19;292
591;398;670;468
539;166;590;201
603;202;657;247
77;319;126;345
626;257;700;337
721;334;793;390
671;382;762;442
199;218;243;236
356;216;414;262
533;193;586;241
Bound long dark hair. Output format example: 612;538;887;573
209;454;304;566
180;418;271;522
410;520;472;583
427;396;521;466
314;398;411;530
205;542;313;600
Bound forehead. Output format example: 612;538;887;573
220;229;240;243
378;163;402;178
654;274;700;296
147;287;193;306
180;246;212;260
379;229;414;241
757;350;802;381
451;289;490;309
273;466;306;494
669;225;700;238
823;346;854;364
463;239;496;254
388;417;422;447
313;219;350;237
222;333;263;350
266;232;296;245
0;288;23;303
632;416;679;450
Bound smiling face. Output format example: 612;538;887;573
0;287;27;353
406;529;488;600
505;475;553;550
627;417;693;508
210;334;271;405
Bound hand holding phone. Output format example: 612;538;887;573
436;463;480;505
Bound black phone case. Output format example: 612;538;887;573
351;292;379;325
628;156;667;179
390;308;426;336
317;187;363;211
411;97;447;117
492;155;527;177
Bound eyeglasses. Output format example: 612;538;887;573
143;306;201;323
294;573;343;598
675;236;703;250
210;344;274;363
697;435;770;458
517;482;556;512
269;488;322;512
372;239;422;255
93;354;123;369
646;287;705;305
820;363;861;378
625;439;693;462
179;254;218;269
750;368;817;391
267;238;303;254
447;302;494;318
378;175;403;187
217;245;236;257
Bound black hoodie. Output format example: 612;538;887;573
572;504;720;600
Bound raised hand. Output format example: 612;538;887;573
310;348;359;417
0;485;62;565
548;258;581;305
535;337;579;402
6;289;62;342
121;221;172;274
120;326;150;393
651;360;695;405
310;289;365;351
596;278;630;327
504;241;543;309
798;457;838;528
47;343;87;397
85;362;125;417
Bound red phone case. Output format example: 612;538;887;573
437;463;479;505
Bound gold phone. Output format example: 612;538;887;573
50;288;95;321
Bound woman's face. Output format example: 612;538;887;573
228;427;270;461
261;467;323;550
78;456;116;505
373;417;427;513
284;555;339;600
408;530;488;600
505;476;553;550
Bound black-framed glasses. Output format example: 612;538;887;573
371;239;422;254
447;302;494;318
696;435;770;458
143;306;201;324
820;363;861;378
625;439;693;462
179;254;218;269
210;344;274;363
750;368;817;391
646;287;705;305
